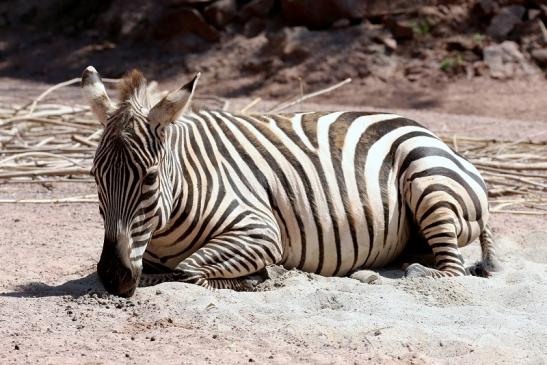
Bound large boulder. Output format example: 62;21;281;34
153;7;220;41
240;0;275;20
280;0;367;29
203;0;238;29
486;5;525;40
483;41;538;78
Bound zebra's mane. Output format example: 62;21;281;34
118;69;152;109
102;69;155;142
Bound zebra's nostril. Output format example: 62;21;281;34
97;254;139;297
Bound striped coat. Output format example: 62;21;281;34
83;67;499;296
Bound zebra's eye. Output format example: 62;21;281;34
143;169;158;186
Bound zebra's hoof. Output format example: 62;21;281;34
467;261;500;278
350;270;380;284
237;274;268;291
404;263;430;278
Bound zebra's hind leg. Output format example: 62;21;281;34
467;224;501;277
405;218;467;278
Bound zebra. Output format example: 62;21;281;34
82;66;500;297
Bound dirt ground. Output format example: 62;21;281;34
1;77;547;364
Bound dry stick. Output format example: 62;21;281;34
0;195;98;204
2;116;96;130
0;152;87;168
0;167;90;179
71;135;98;147
495;129;547;155
488;187;523;196
267;92;301;113
239;97;262;114
270;78;352;112
26;77;120;116
482;171;547;190
195;95;230;111
1;108;89;126
27;78;80;115
0;178;94;184
474;160;547;170
0;147;96;154
491;209;547;215
452;135;459;153
34;137;55;148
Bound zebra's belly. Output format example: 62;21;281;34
279;209;412;277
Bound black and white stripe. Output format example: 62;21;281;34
83;67;500;296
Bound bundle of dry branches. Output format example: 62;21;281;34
0;103;98;181
441;135;547;215
0;78;545;215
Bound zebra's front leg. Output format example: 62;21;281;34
141;230;282;290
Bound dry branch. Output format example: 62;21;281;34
269;78;352;112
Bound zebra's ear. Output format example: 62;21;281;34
148;73;200;130
81;66;114;126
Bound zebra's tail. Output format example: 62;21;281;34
469;223;502;277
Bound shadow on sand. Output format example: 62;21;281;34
0;272;106;299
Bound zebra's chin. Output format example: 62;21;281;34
97;263;141;297
97;247;142;297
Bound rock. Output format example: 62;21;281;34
350;270;380;284
364;0;420;17
500;41;524;62
487;5;525;40
243;17;266;38
475;0;498;17
264;27;312;62
153;7;220;42
380;35;397;51
385;19;414;40
445;35;476;52
417;6;443;28
161;0;214;4
240;0;275;20
331;18;351;29
528;8;541;21
203;0;237;29
484;43;510;78
531;48;547;65
369;53;398;81
483;41;538;78
280;0;367;29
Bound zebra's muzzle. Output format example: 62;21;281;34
97;239;141;297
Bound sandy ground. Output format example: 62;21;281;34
1;94;547;364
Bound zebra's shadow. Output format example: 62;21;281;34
0;272;104;299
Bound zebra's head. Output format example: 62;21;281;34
82;66;199;297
